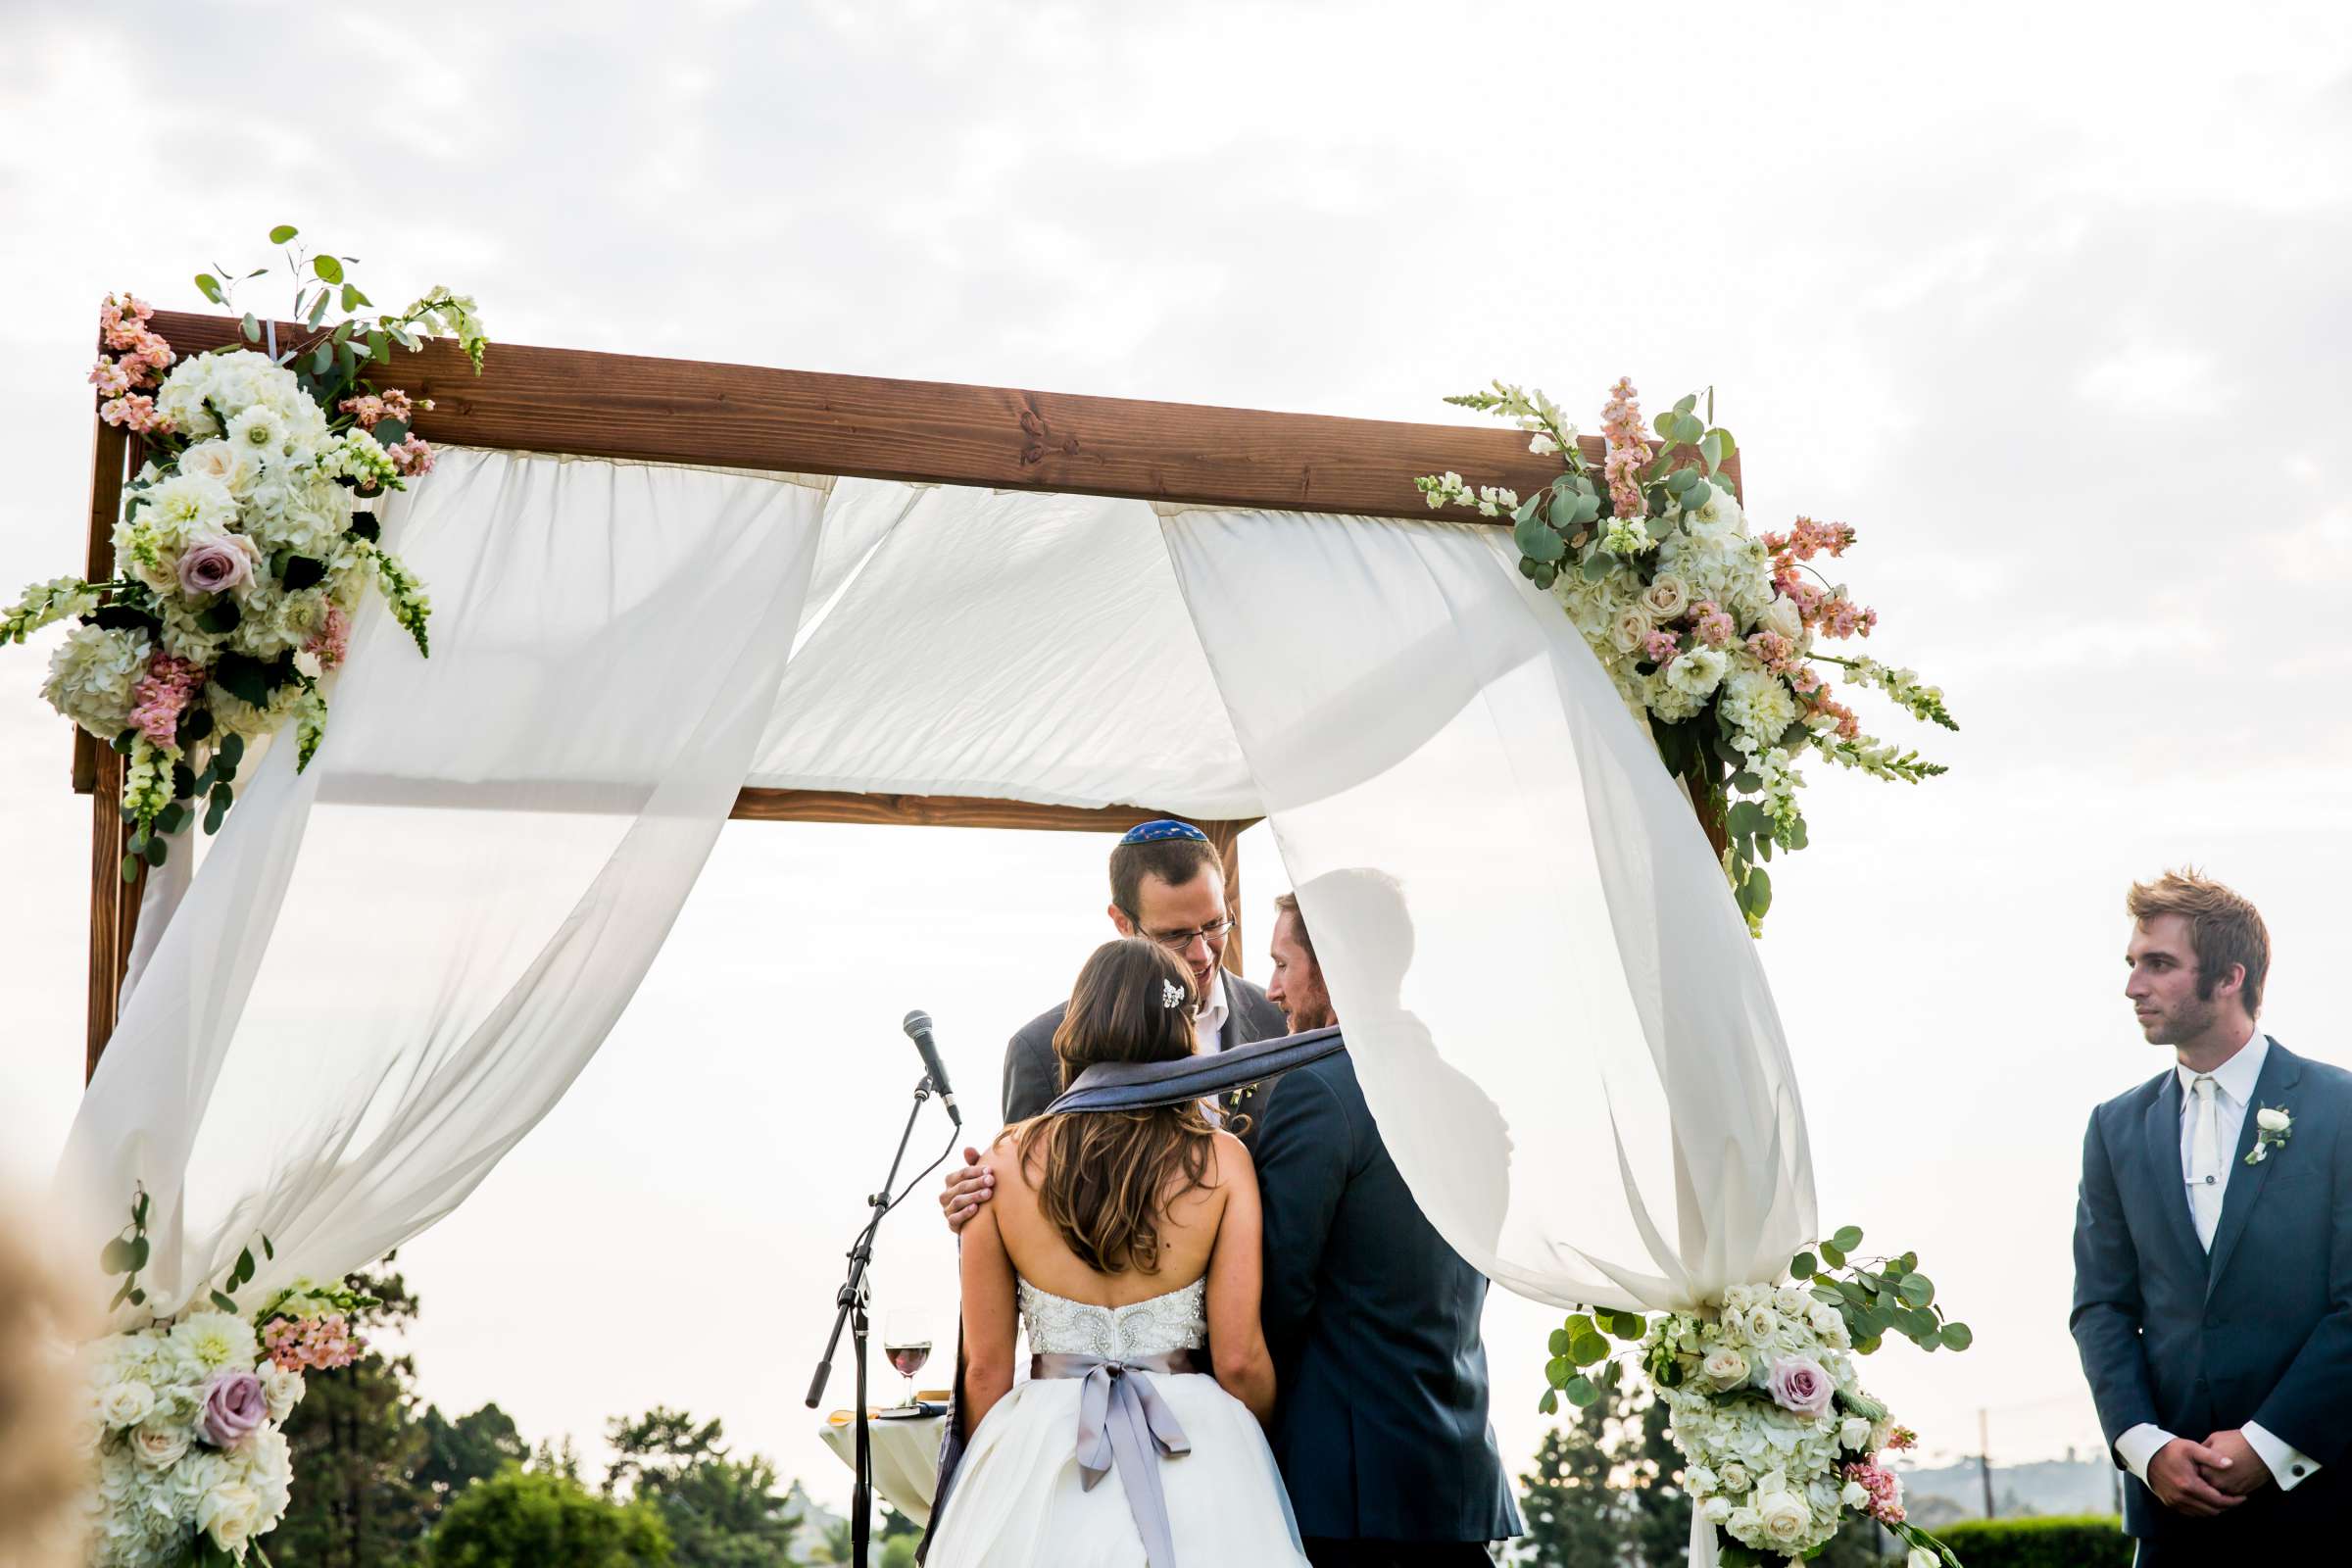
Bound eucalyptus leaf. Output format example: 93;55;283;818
1514;512;1566;564
1564;1374;1601;1408
195;272;224;305
314;255;345;284
1538;1388;1559;1415
269;224;300;244
1790;1250;1818;1278
1821;1241;1847;1269
1939;1322;1974;1351
1570;1331;1611;1365
211;1290;238;1312
241;314;261;343
1897;1273;1935;1308
1832;1225;1865;1253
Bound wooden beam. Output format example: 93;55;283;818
143;311;1738;521
729;789;1176;833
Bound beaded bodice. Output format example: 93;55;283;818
1016;1277;1207;1359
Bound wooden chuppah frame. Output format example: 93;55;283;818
74;312;1742;1076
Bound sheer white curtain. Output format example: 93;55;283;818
58;450;831;1316
1160;507;1816;1313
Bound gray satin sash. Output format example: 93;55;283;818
1045;1025;1345;1115
1029;1349;1198;1568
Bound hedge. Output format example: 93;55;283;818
1933;1515;2132;1567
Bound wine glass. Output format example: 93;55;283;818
881;1309;934;1411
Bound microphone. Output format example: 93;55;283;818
902;1009;960;1124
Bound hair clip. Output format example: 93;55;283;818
1161;979;1186;1010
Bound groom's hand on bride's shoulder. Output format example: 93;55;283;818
2199;1429;2273;1496
2147;1437;2244;1516
941;1148;994;1234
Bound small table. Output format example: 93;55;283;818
818;1404;948;1527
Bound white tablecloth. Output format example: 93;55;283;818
818;1408;947;1527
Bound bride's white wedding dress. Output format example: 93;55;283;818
924;1276;1309;1567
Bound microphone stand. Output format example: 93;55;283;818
806;1073;953;1568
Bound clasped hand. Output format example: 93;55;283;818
2148;1430;2271;1517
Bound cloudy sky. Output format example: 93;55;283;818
6;0;2351;1512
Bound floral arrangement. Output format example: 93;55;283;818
1418;380;1955;931
81;1192;378;1566
1542;1226;1972;1567
4;225;486;877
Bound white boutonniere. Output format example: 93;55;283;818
2246;1104;2293;1165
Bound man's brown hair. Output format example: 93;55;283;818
1109;833;1221;919
1273;891;1313;959
2128;868;2271;1015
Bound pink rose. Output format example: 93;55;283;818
1766;1354;1835;1418
176;534;261;597
200;1370;270;1448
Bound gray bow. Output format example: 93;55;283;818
1031;1351;1195;1568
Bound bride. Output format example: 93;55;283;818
924;937;1310;1567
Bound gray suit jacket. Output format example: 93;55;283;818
2072;1038;2352;1544
999;971;1292;1128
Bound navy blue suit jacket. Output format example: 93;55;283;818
1252;1051;1521;1545
2071;1038;2352;1543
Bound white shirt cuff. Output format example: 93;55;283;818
2115;1424;2176;1484
2244;1422;2321;1492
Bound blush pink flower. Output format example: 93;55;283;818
387;434;435;475
90;358;132;396
1746;630;1796;674
99;292;154;351
1692;601;1737;648
262;1313;366;1372
99;394;172;434
307;606;352;670
1599;376;1653;526
1842;1460;1904;1525
128;653;206;747
1642;629;1681;667
1765;1354;1836;1418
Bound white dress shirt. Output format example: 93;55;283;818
1194;969;1231;1055
2115;1027;2319;1493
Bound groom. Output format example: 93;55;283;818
2072;869;2352;1557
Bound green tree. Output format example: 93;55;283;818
1616;1390;1691;1566
1517;1366;1627;1566
429;1467;671;1568
415;1402;528;1533
605;1407;804;1567
270;1261;429;1568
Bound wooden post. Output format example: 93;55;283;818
81;419;145;1081
1201;820;1246;977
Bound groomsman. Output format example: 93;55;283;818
2072;870;2352;1558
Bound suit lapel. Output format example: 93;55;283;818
2143;1071;2205;1272
2206;1039;2298;1298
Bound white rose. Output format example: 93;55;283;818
1839;1416;1873;1450
1702;1495;1732;1523
2258;1108;2291;1132
178;439;265;498
1759;594;1803;642
1611;607;1652;654
1809;1303;1846;1341
1840;1480;1870;1509
1754;1488;1811;1545
199;1481;263;1552
1642;573;1691;620
1701;1346;1752;1390
1726;1506;1761;1540
1719;1461;1750;1491
1687;1465;1720;1497
131;1418;190;1469
1773;1285;1809;1317
98;1380;157;1429
261;1365;306;1423
1741;1304;1779;1346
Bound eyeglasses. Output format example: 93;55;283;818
1135;915;1233;955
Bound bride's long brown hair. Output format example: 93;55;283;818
1016;937;1215;1275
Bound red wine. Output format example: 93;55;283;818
885;1341;932;1379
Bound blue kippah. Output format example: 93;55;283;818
1119;818;1209;845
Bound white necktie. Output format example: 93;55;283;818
2189;1074;2225;1250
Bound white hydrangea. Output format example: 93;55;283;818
244;468;356;559
318;429;399;490
41;623;150;737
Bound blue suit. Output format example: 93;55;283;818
2071;1038;2352;1550
1252;1050;1521;1551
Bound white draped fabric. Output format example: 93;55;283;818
60;451;831;1313
1160;508;1816;1311
58;466;1813;1331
